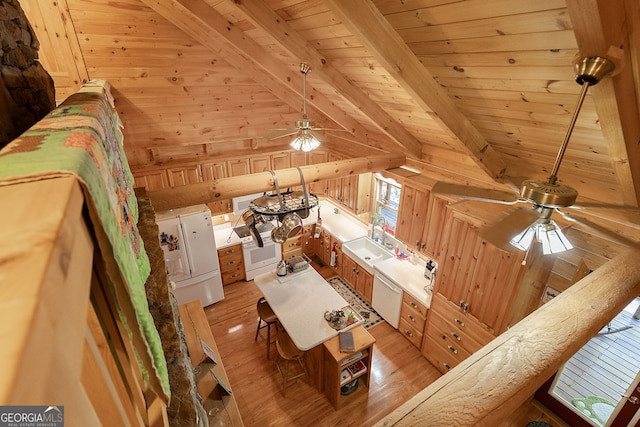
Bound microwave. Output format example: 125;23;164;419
231;192;264;216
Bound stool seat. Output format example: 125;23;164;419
255;297;278;359
257;299;277;324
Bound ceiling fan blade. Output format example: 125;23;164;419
432;182;520;205
479;207;540;249
556;210;640;249
504;176;528;193
265;129;298;140
309;130;327;143
568;202;640;211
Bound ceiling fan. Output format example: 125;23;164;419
432;56;639;254
266;63;343;151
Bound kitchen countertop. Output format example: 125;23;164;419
374;257;434;308
254;267;363;351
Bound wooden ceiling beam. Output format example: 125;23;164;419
147;152;406;211
228;0;423;158
323;0;508;181
139;0;370;144
566;0;640;207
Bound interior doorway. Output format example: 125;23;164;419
536;298;640;426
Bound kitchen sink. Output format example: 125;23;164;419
342;236;394;274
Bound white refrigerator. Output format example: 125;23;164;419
156;205;224;306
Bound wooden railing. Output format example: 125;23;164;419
0;177;168;426
376;245;640;426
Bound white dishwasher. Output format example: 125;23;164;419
372;270;403;329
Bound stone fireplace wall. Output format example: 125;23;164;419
0;0;54;149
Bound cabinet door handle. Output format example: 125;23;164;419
404;330;413;337
410;301;418;309
421;243;426;250
408;314;415;322
226;249;234;254
444;363;451;371
451;333;461;341
455;318;465;327
228;260;235;265
448;345;458;354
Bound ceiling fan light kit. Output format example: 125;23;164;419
290;128;320;152
289;63;321;152
432;56;620;255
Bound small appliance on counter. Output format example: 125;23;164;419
276;260;288;277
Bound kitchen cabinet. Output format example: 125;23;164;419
282;232;305;260
271;152;291;170
217;244;245;286
395;182;449;259
167;165;203;187
395;183;430;252
249;155;271;173
436;208;525;334
422;205;526;372
133;170;168;190
201;161;227;181
302;224;315;257
342;254;373;303
323;325;375;409
398;292;427;349
422;293;494;374
226;158;251;177
206;200;232;216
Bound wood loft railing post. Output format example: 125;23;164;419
377;246;640;427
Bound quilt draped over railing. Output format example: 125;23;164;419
0;80;169;398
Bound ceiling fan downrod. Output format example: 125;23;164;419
547;56;615;184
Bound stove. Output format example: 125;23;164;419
234;221;275;245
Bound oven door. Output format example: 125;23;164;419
242;237;282;279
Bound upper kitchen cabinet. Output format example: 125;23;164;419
271;152;291;170
227;158;251;177
395;183;430;251
395;179;450;259
435;207;526;335
133;170;168;191
167;165;203;187
249;155;271;173
201;161;227;181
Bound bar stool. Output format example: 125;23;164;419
255;297;277;359
274;327;307;397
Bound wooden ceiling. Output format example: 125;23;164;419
20;0;640;240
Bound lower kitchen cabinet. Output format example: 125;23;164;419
422;292;495;374
323;325;375;409
398;292;427;349
342;255;373;303
217;244;245;286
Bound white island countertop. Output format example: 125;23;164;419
254;267;362;350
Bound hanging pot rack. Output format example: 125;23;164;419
249;167;319;221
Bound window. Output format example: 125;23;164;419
374;174;401;235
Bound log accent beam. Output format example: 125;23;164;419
377;246;640;426
147;152;405;211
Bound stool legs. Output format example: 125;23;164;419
255;318;275;359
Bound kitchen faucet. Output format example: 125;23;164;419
372;215;387;246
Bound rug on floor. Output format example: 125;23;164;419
326;276;384;329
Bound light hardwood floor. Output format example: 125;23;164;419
204;259;557;426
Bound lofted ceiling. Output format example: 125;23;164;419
20;0;640;241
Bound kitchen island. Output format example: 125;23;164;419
254;266;375;405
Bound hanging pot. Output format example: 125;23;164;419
281;213;303;238
271;226;287;244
